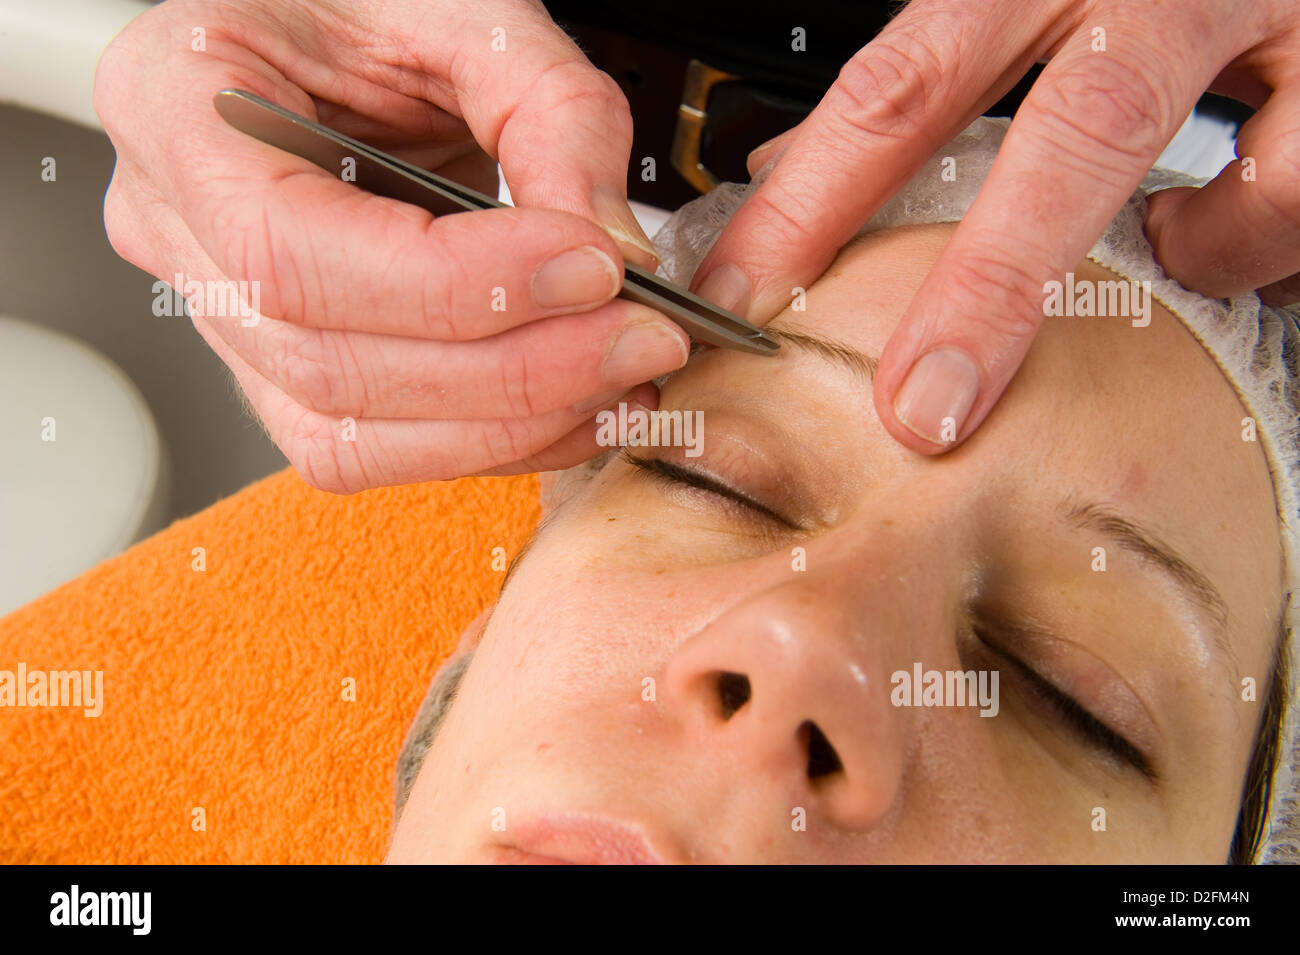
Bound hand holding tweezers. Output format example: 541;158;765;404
212;89;779;356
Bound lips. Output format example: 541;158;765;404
495;813;667;865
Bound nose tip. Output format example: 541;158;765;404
664;598;903;831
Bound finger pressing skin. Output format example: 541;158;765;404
874;21;1224;454
1145;90;1300;300
689;0;1043;321
201;298;689;419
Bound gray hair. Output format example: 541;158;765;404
393;651;474;820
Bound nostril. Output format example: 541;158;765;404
716;671;752;719
803;721;843;780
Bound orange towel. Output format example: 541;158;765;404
0;468;540;863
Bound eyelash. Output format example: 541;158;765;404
621;451;800;530
627;450;1156;782
973;631;1156;781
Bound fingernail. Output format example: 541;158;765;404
532;245;620;309
590;184;659;270
572;320;687;414
893;347;980;445
694;264;751;315
602;317;689;386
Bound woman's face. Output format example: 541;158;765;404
388;223;1284;863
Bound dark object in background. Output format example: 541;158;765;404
543;1;1250;208
544;0;1036;207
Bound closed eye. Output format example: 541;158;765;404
976;631;1157;781
620;450;800;530
627;448;1155;781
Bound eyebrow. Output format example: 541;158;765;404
764;322;878;384
708;333;1244;666
1065;499;1236;667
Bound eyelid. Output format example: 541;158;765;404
620;450;802;530
628;448;1161;782
979;610;1163;754
974;629;1158;781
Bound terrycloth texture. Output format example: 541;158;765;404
0;467;540;863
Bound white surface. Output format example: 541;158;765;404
0;0;152;130
1155;109;1239;180
0;316;165;617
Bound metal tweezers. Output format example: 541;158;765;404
213;89;779;356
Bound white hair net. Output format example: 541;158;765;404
652;115;1300;864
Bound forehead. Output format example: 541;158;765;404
747;222;1283;662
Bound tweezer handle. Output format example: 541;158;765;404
212;88;779;355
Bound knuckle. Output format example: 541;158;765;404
497;346;540;419
501;57;634;154
271;326;350;415
1254;129;1300;231
745;179;823;247
416;220;472;340
281;407;363;494
831;29;949;141
91;12;156;140
215;185;305;321
1030;59;1172;163
92;45;128;137
942;245;1045;341
474;418;542;470
101;177;151;269
537;59;630;122
215;207;261;292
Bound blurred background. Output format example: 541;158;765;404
0;0;286;616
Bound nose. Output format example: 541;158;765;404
662;576;905;831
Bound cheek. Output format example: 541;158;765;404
472;539;701;711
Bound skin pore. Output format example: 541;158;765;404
387;223;1285;864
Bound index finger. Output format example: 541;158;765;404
874;21;1235;452
690;0;1042;320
